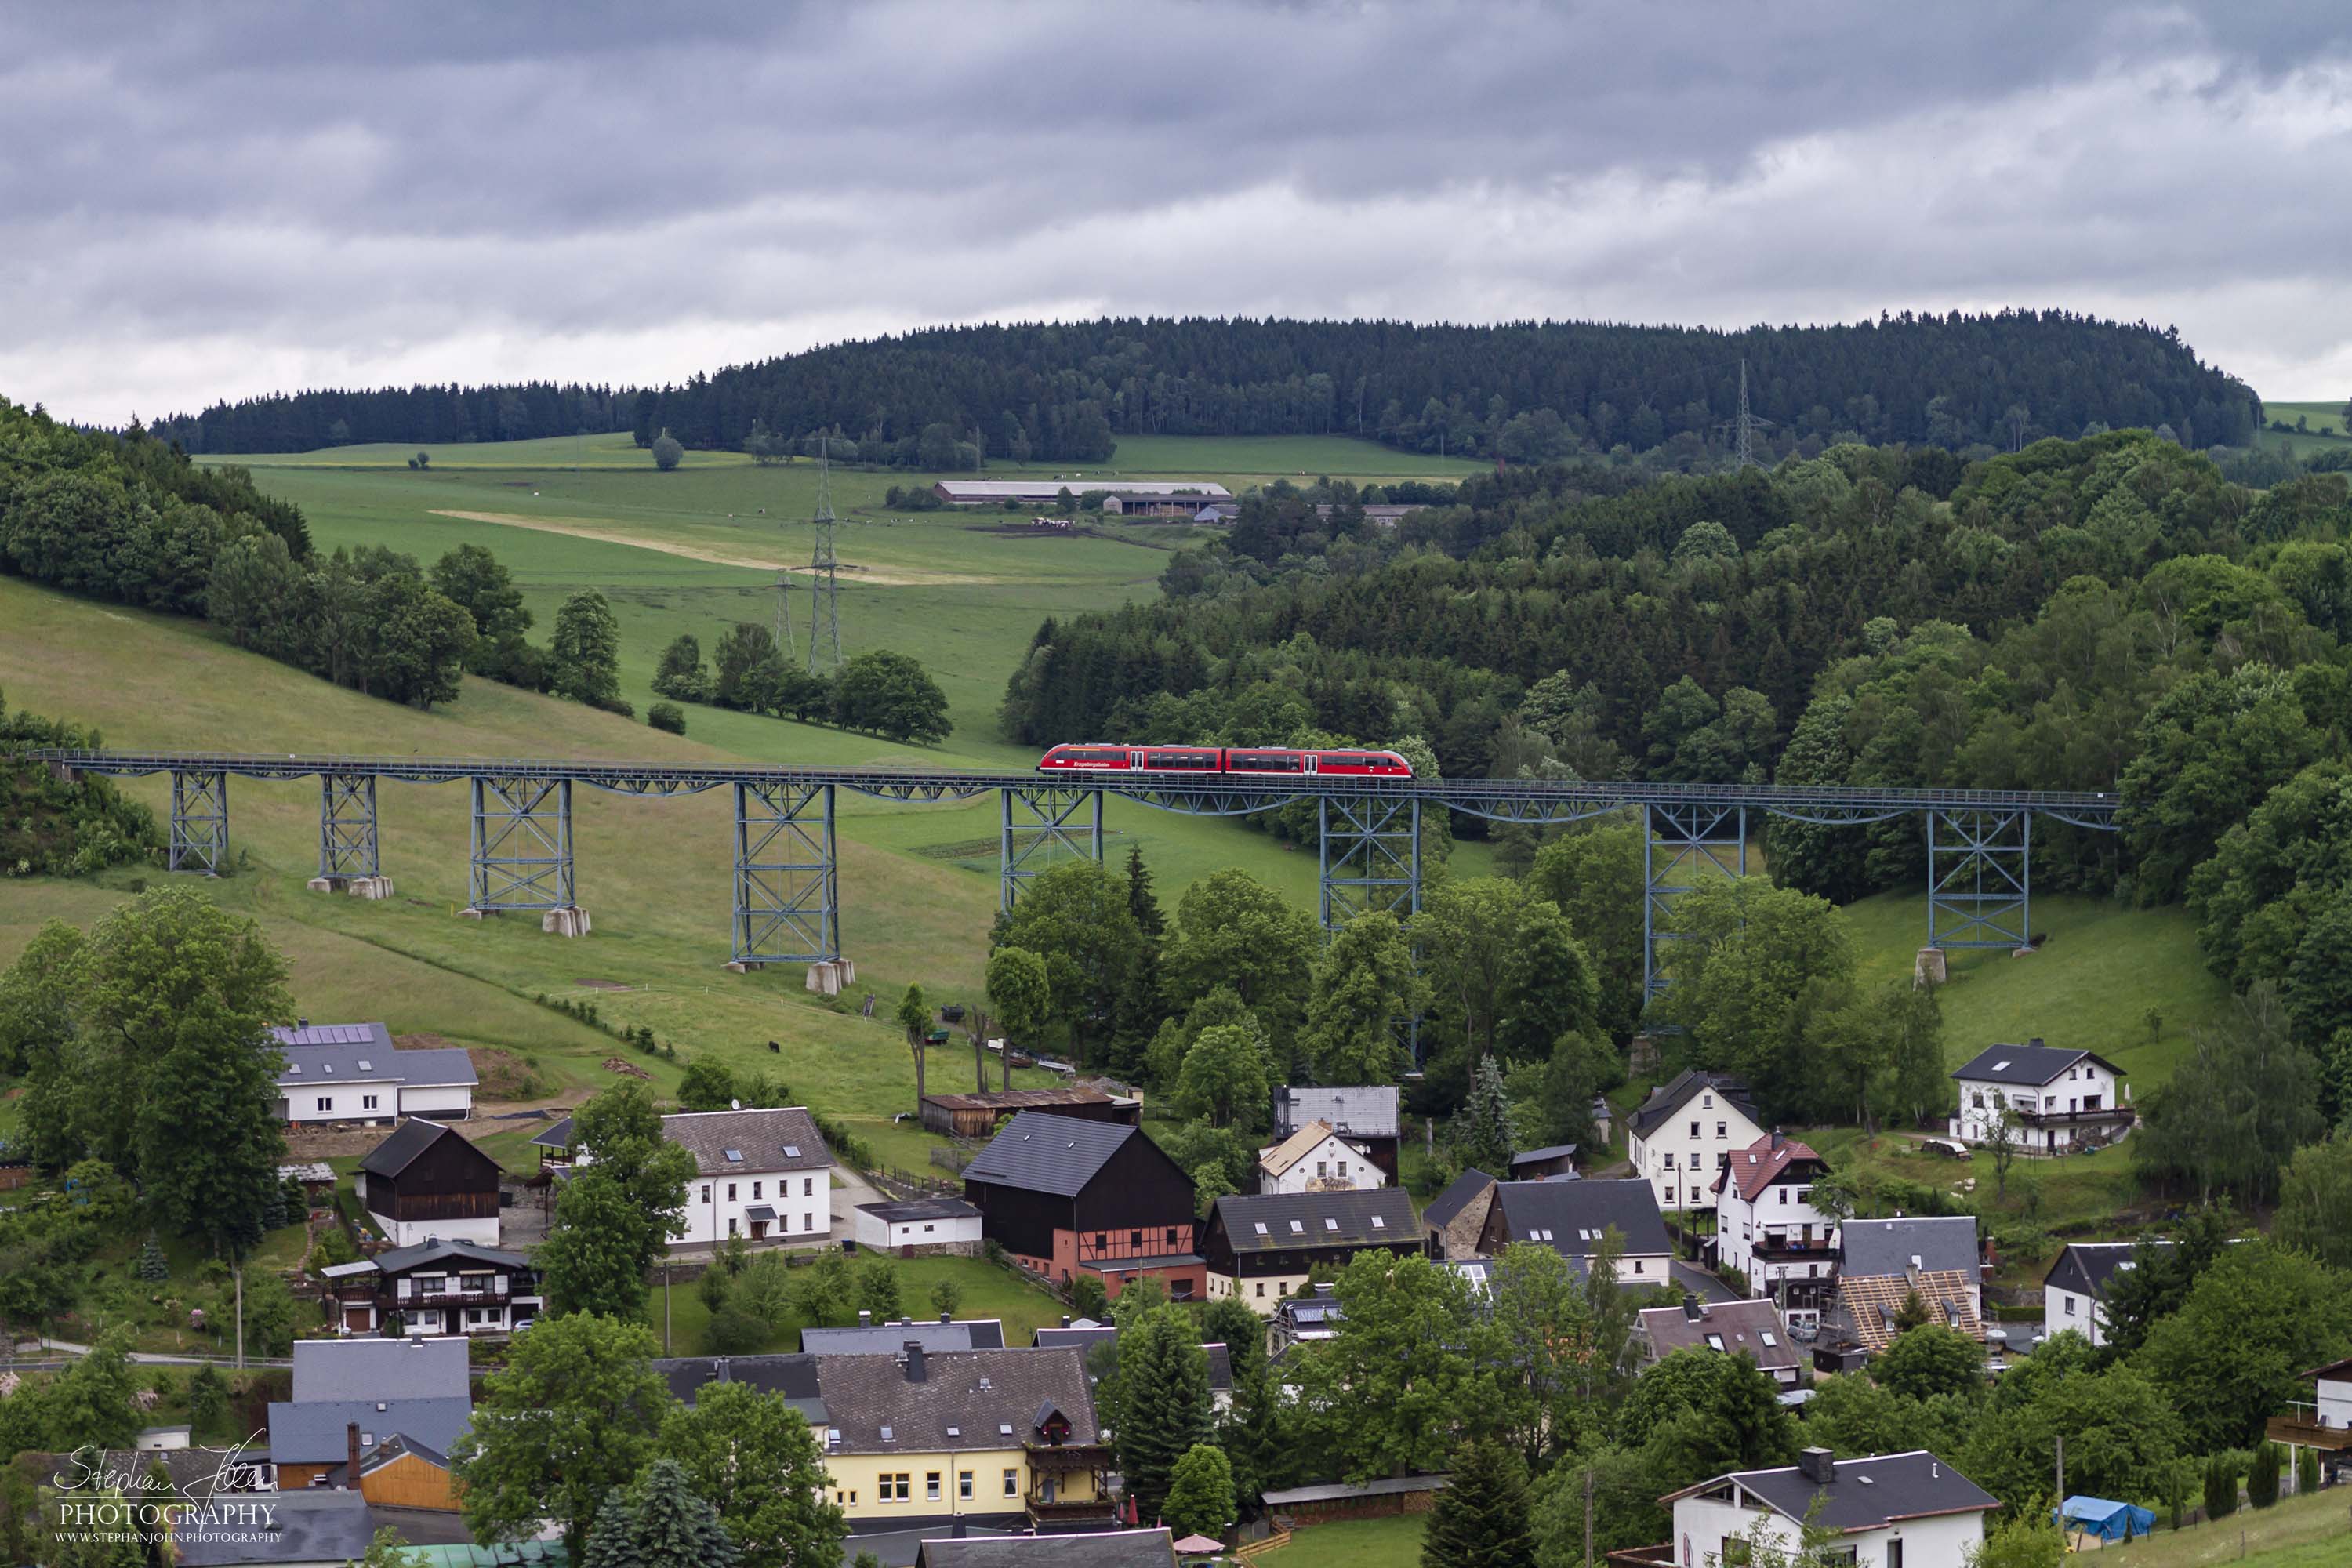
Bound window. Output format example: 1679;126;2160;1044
2064;1295;2077;1316
1167;1228;1178;1246
1689;1120;1700;1138
728;1183;738;1200
959;1472;973;1499
1338;1162;1348;1178
1702;1094;1714;1109
1760;1331;1778;1347
1316;1161;1327;1178
702;1185;712;1203
1004;1468;1020;1497
804;1178;815;1196
728;1218;739;1236
1716;1121;1726;1138
753;1181;762;1199
1370;1215;1385;1229
362;1094;379;1111
1290;1220;1305;1233
318;1097;334;1113
926;1473;942;1501
1778;1189;1789;1206
1721;1540;1754;1567
1254;1283;1265;1297
1886;1542;1903;1568
879;1473;909;1501
1253;1222;1268;1236
1664;1186;1677;1205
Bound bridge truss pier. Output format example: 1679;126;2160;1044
731;780;840;967
169;768;229;875
308;771;394;897
464;775;584;931
1318;794;1421;931
1000;786;1103;910
1643;801;1748;1008
1927;808;2030;950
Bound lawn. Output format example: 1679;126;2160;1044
1252;1513;1426;1568
650;1253;1069;1359
2101;1487;2352;1566
2256;400;2351;459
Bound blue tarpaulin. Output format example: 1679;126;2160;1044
2056;1496;2155;1541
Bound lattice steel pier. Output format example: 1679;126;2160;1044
731;780;840;966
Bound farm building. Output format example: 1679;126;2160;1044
931;479;1232;507
852;1196;985;1253
269;1022;477;1126
354;1119;502;1247
920;1087;1138;1140
961;1111;1202;1300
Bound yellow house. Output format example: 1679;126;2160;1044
809;1344;1113;1538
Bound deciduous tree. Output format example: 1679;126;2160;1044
1301;911;1425;1085
656;1380;846;1568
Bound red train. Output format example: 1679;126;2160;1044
1037;743;1414;777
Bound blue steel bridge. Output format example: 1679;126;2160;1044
35;750;2119;1000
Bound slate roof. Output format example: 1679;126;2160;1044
1640;1298;1803;1374
170;1489;391;1566
529;1116;574;1150
372;1239;530;1275
266;1396;474;1465
1840;1217;1980;1279
660;1107;830;1176
1511;1144;1580;1169
1423;1168;1497;1232
1208;1188;1417;1255
916;1530;1176;1568
1668;1450;2000;1534
274;1036;478;1092
1272;1085;1400;1139
1627;1070;1757;1138
802;1319;1008;1355
2044;1240;2166;1301
359;1119;494;1181
1258;1121;1345;1178
290;1336;470;1403
1487;1178;1671;1257
810;1346;1099;1456
857;1198;982;1225
654;1353;827;1420
1714;1134;1826;1203
962;1110;1140;1197
1951;1042;2122;1086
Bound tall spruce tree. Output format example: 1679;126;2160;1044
1421;1440;1533;1568
1115;1305;1214;1523
581;1459;737;1568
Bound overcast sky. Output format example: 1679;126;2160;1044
7;1;2351;424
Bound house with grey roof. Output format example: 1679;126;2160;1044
1200;1188;1418;1315
915;1528;1177;1568
1271;1085;1401;1179
855;1196;984;1253
652;1107;833;1250
1423;1167;1499;1259
809;1345;1112;1544
1833;1217;1987;1352
1625;1070;1764;1216
1951;1039;2132;1153
803;1314;1008;1355
1656;1449;1998;1568
654;1353;828;1421
268;1022;477;1126
321;1237;539;1338
268;1338;473;1505
1639;1294;1805;1387
355;1119;503;1248
2043;1240;2169;1348
1475;1178;1675;1289
961;1111;1201;1301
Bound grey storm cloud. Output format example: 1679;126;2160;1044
4;0;2351;423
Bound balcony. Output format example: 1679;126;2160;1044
2013;1105;2136;1127
396;1283;514;1306
1751;1237;1835;1262
1025;1496;1116;1526
2266;1411;2352;1452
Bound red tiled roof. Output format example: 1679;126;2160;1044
1714;1134;1822;1203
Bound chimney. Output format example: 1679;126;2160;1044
346;1421;361;1482
940;1312;952;1324
1681;1292;1702;1323
1314;1282;1335;1298
858;1310;871;1327
1798;1447;1835;1485
1770;1127;1784;1152
902;1341;927;1383
2028;1036;2044;1049
1060;1316;1072;1329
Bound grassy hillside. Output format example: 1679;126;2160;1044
2256;399;2351;459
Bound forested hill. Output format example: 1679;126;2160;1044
151;311;2255;462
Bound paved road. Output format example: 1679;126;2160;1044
13;1338;290;1368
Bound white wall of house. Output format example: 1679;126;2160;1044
397;1085;475;1120
1672;1494;1984;1568
1952;1059;2122;1149
1259;1133;1387;1194
1630;1094;1766;1212
389;1272;528;1336
2318;1374;2351;1430
1209;1270;1316;1313
1716;1180;1838;1322
368;1208;500;1249
2042;1284;2111;1348
852;1210;983;1250
677;1166;832;1248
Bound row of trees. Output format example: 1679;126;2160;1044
652;628;951;744
1;690;161;876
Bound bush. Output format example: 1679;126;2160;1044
704;1305;767;1355
1068;1274;1109;1322
652;431;684;472
2204;1454;2239;1520
2247;1442;2280;1508
647;702;687;735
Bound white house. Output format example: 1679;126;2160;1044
1257;1120;1387;1194
2042;1240;2167;1348
1626;1070;1765;1214
2310;1357;2352;1432
1949;1040;2132;1154
1712;1131;1839;1327
1835;1218;1985;1351
660;1107;833;1249
852;1196;983;1253
269;1022;477;1126
1639;1295;1807;1388
1661;1449;1998;1568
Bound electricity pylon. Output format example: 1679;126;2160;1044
807;438;843;673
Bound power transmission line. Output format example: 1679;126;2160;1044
1715;357;1776;469
807;438;843;674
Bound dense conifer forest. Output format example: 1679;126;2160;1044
148;312;2255;462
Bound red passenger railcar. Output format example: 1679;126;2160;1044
1036;744;1413;777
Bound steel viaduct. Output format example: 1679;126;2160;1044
37;750;2119;1003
